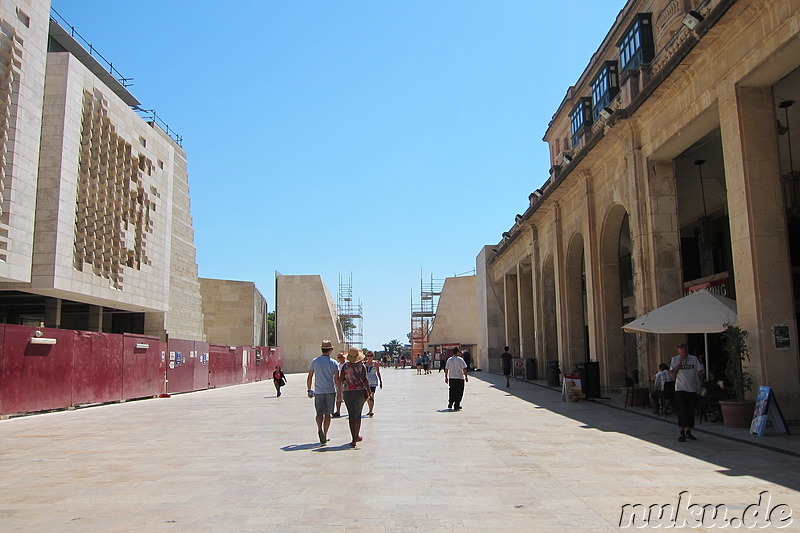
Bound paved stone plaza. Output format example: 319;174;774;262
1;369;798;532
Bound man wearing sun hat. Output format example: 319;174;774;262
306;339;341;445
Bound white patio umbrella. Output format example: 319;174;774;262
622;289;738;372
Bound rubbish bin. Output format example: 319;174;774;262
575;361;601;399
525;358;537;380
546;360;561;387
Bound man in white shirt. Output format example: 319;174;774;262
444;347;469;411
670;343;704;442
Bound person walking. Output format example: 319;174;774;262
500;346;513;387
364;350;382;416
444;347;468;410
340;347;373;447
333;352;346;418
272;365;286;397
670;343;704;442
650;362;675;414
462;350;472;372
306;340;341;445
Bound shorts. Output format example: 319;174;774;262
369;386;377;393
314;393;336;415
503;366;511;376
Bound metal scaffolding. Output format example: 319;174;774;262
337;273;363;350
410;271;444;363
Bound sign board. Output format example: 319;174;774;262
562;373;583;402
772;324;791;350
750;386;790;436
513;358;524;378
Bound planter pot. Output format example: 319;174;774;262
719;400;756;428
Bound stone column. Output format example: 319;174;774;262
44;297;62;328
719;84;800;416
87;305;103;332
638;159;685;367
552;203;568;371
518;261;535;360
503;272;520;356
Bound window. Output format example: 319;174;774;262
591;61;619;120
570;98;593;148
617;13;654;72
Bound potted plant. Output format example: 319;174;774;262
718;324;755;428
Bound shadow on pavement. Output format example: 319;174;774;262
472;372;800;493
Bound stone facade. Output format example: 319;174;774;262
275;274;343;373
428;275;478;355
0;0;50;284
0;1;204;341
479;0;800;418
200;278;267;347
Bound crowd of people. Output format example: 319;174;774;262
294;340;712;448
300;341;475;447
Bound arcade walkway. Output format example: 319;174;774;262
1;368;799;532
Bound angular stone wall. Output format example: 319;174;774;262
275;274;343;373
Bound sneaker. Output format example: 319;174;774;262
367;412;374;417
318;429;327;445
332;412;340;418
455;405;462;411
448;402;453;409
686;433;697;441
678;435;686;442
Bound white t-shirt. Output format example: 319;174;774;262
445;356;467;380
670;354;704;393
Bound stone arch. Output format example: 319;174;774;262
564;232;587;372
599;203;632;388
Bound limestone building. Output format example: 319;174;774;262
200;278;268;347
478;0;800;419
0;1;204;341
275;273;344;373
428;275;478;358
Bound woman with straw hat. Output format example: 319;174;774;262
340;347;373;447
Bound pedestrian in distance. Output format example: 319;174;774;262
444;347;468;410
500;346;513;387
462;350;472;372
670;343;704;442
306;340;341;445
333;352;346;418
272;365;286;397
340;347;373;447
364;350;383;416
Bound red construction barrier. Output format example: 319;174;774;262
193;341;210;391
208;344;240;388
0;325;75;415
165;338;198;394
71;331;123;406
0;323;286;416
122;334;165;400
0;324;5;415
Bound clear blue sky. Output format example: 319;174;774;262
51;1;627;349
